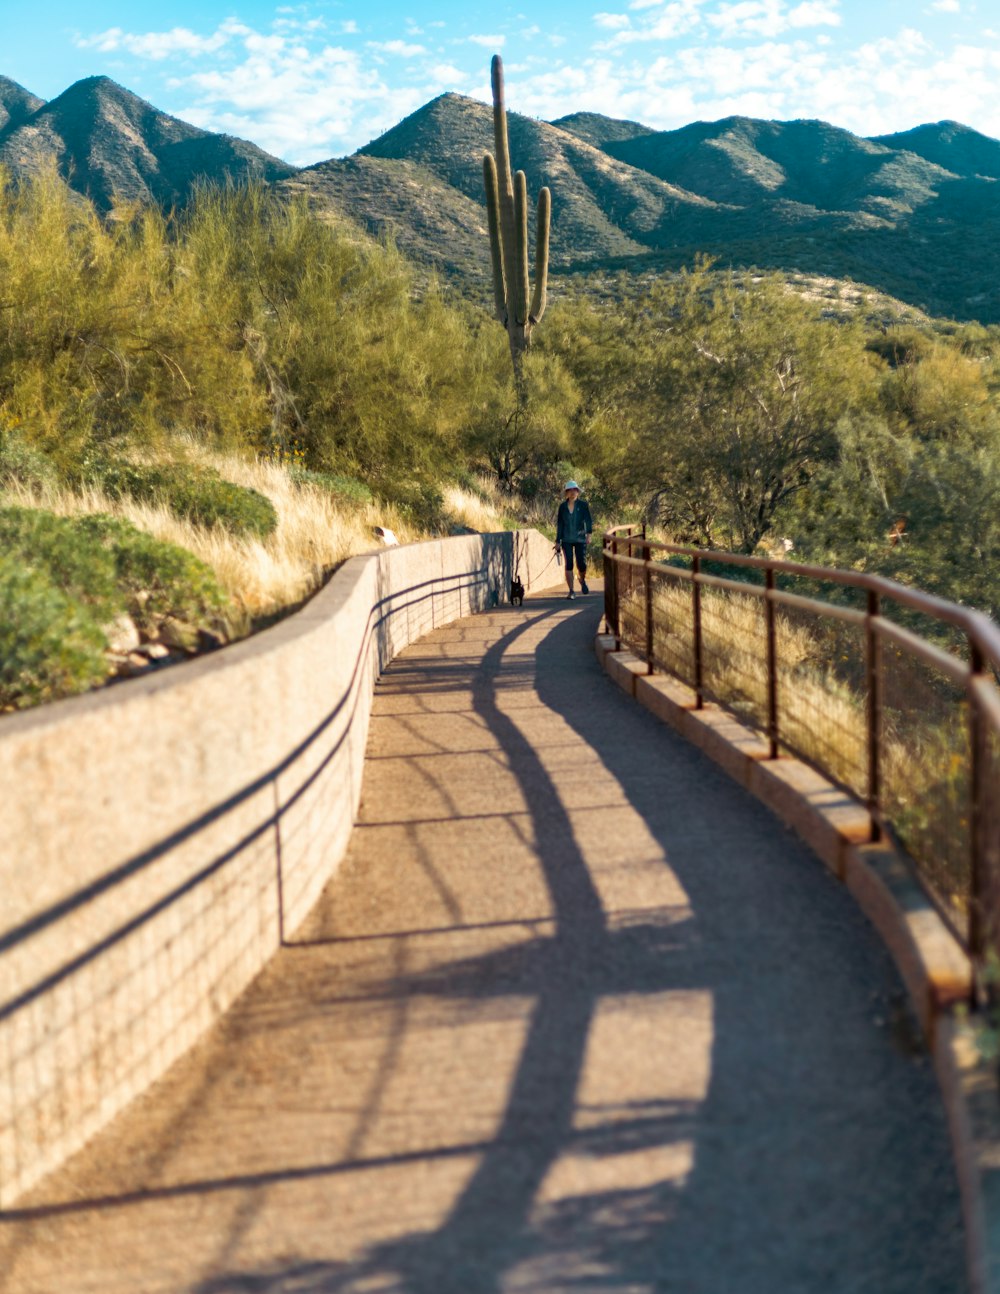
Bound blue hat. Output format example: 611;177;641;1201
564;480;580;492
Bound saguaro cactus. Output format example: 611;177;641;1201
483;54;551;379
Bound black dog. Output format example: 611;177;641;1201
510;576;525;606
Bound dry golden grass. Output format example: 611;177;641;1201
625;577;869;793
461;473;560;532
440;482;509;534
0;458;423;636
0;452;542;640
622;573;971;914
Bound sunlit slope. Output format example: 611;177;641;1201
0;75;297;211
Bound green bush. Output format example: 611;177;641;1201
0;430;59;492
0;558;108;709
288;466;373;503
90;461;278;538
0;507;122;617
0;506;228;638
70;513;229;631
377;480;444;529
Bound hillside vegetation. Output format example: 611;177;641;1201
3;70;998;321
0;172;525;707
3;164;1000;711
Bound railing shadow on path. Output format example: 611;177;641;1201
186;598;966;1294
0;595;968;1294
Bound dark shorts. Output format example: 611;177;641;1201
562;541;588;573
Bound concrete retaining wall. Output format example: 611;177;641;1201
0;528;558;1206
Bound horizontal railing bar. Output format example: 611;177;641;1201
610;552;690;577
696;572;766;597
608;552;655;570
603;529;1000;670
604;517;1000;997
611;555;878;627
874;617;969;686
768;588;867;627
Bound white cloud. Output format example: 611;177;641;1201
428;62;465;81
507;20;1000;146
75;19;250;60
340;20;360;35
368;40;427;57
602;0;707;45
788;1;840;26
705;0;839;39
931;0;961;9
275;14;326;34
72;6;1000;166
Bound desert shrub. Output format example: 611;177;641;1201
287;466;373;503
376;480;445;529
0;557;108;709
0;429;58;491
0;506;122;616
0;507;228;636
70;513;229;630
88;461;278;538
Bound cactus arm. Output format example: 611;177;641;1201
513;170;530;327
530;186;550;325
490;55;512;192
491;56;521;328
483;153;507;323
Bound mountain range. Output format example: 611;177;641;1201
1;73;998;322
0;74;294;212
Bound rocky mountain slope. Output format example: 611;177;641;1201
0;76;296;211
0;76;44;133
294;95;1000;320
1;71;997;320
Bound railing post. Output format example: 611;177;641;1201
611;536;621;650
970;641;987;971
865;588;882;844
602;533;612;637
644;542;654;674
692;553;704;709
765;567;778;759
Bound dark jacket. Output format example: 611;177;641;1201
556;497;593;545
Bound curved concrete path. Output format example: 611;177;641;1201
0;589;966;1293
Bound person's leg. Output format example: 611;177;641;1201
563;543;575;597
576;541;589;594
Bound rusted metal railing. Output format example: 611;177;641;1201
603;524;1000;989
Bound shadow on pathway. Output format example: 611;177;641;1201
198;595;966;1293
1;593;967;1294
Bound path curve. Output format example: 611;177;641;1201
0;589;966;1293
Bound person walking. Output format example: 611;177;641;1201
556;480;593;600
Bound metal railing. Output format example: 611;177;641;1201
603;525;1000;986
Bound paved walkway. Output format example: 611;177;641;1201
0;589;967;1293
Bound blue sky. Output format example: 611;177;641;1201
4;1;999;164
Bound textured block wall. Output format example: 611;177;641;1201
0;529;556;1205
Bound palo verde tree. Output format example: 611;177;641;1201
482;54;551;386
623;262;879;552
